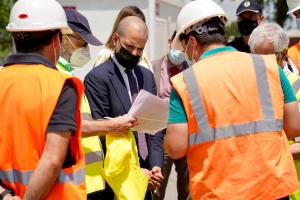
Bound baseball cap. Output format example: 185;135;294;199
236;0;262;16
64;9;102;46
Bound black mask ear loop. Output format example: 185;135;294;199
286;58;294;72
281;53;294;72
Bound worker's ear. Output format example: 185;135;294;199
258;14;264;24
54;32;61;49
52;32;61;58
188;35;198;49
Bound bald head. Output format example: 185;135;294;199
112;15;148;57
117;16;148;37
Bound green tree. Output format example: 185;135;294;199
226;21;240;40
0;0;14;63
262;0;289;26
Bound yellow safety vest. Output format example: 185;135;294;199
286;71;300;99
286;71;300;200
57;59;106;193
81;96;106;193
100;130;148;200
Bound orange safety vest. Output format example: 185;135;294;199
288;43;300;75
171;51;298;200
0;64;86;199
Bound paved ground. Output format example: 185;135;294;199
163;165;177;200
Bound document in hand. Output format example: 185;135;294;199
128;89;169;135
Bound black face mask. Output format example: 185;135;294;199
115;46;141;70
238;18;258;36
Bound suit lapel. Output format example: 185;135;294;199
107;58;132;112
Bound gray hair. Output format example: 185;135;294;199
248;22;289;53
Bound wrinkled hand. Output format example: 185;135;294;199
108;114;138;134
142;167;164;190
150;166;164;189
3;194;22;200
141;168;155;190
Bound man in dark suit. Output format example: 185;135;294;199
84;16;164;200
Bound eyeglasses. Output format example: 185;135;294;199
66;34;88;47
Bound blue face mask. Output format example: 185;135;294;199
167;48;186;66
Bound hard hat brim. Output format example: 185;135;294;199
6;24;69;32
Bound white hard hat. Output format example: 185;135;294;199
173;0;228;49
6;0;69;32
286;0;300;15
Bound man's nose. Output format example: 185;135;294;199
131;49;142;57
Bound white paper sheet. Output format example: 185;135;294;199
128;89;169;135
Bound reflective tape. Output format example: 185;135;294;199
251;54;275;119
58;168;85;185
189;119;282;145
183;54;281;146
85;151;103;165
0;168;85;185
0;169;31;185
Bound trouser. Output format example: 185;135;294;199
87;182;153;200
87;183;114;200
277;196;290;200
154;153;190;200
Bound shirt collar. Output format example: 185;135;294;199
112;55;128;73
200;46;236;60
4;53;57;69
58;56;74;72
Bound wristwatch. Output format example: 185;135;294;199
0;189;13;200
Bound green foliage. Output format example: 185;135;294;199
226;21;240;41
0;0;14;63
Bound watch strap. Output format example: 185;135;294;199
0;190;13;200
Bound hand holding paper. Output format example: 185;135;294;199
128;89;169;135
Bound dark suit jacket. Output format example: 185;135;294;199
84;57;164;169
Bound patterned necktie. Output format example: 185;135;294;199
125;69;148;160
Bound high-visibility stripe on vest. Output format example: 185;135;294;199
0;64;86;199
57;60;106;194
171;51;298;200
80;95;106;193
0;168;85;185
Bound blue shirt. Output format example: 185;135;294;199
168;46;297;123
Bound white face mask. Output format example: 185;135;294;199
70;46;91;68
167;48;186;66
64;35;91;68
